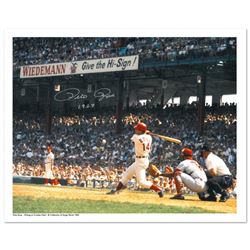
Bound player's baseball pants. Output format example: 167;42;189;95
180;173;207;192
44;170;54;179
121;158;152;188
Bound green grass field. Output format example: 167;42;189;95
13;184;237;214
13;196;219;213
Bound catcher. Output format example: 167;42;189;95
148;148;208;200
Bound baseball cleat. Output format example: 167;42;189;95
106;190;118;195
204;195;217;202
158;190;164;198
197;192;206;201
170;194;185;200
219;192;230;202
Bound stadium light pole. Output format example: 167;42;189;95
197;69;207;136
161;80;167;109
36;85;40;112
116;76;124;134
115;38;127;134
45;81;53;135
126;81;130;112
94;82;100;112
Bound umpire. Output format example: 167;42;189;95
200;145;233;202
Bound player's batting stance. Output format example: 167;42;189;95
44;145;55;185
107;122;164;197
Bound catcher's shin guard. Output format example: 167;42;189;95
174;175;183;194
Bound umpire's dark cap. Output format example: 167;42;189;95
201;145;210;152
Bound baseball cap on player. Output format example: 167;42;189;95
181;148;193;156
200;145;210;157
134;122;147;132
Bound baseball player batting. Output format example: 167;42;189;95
107;122;164;197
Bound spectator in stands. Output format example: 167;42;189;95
13;37;236;70
13;103;236;192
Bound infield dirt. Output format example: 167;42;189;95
13;184;236;213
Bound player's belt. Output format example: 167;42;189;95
136;156;148;158
194;177;203;181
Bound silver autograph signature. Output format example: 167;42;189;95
94;88;115;101
54;88;115;102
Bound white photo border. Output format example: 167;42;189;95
4;28;247;222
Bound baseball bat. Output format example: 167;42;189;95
148;132;181;144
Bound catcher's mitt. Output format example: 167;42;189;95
148;164;161;178
165;165;173;173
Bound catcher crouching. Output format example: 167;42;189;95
148;148;208;200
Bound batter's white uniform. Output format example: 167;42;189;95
44;152;54;179
205;152;231;176
178;159;208;193
121;133;152;188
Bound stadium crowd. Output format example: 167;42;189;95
13;103;237;191
12;36;237;193
13;37;236;69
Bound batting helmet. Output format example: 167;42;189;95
134;122;147;132
181;148;193;157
